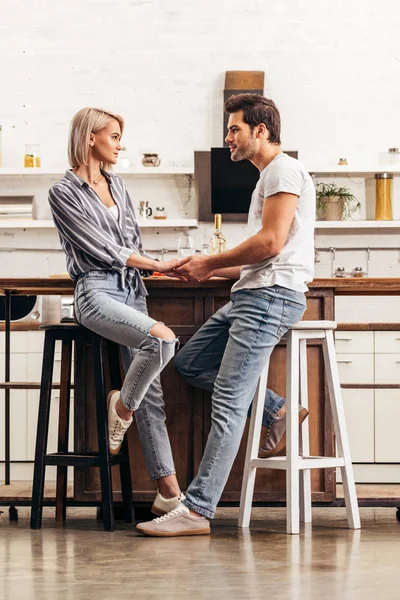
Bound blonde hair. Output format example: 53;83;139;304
68;107;124;171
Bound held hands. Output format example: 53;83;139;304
175;255;215;282
154;256;215;282
154;258;188;281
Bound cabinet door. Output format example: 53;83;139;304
375;331;400;354
375;390;400;463
336;354;374;384
73;335;204;502
335;331;374;354
342;389;374;463
374;354;400;384
0;353;28;461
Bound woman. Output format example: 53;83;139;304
49;107;185;516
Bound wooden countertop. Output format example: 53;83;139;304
1;277;400;295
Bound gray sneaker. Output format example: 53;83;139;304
136;504;211;537
151;490;186;516
259;405;309;458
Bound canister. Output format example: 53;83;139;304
375;173;393;220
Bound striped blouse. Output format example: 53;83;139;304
48;169;154;296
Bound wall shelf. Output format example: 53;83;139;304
315;220;400;229
0;218;198;229
308;166;400;176
0;167;194;176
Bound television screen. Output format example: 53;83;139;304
211;147;259;214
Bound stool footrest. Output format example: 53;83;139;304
250;456;346;470
44;452;126;467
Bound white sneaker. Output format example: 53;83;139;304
151;490;186;516
136;504;210;537
107;390;133;456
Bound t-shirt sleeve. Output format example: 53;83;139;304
262;160;304;199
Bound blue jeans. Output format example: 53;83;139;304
74;270;177;480
174;285;306;519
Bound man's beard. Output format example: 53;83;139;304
231;138;257;162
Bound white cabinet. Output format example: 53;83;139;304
341;389;374;462
374;354;400;384
335;331;374;354
375;389;400;463
336;354;374;384
337;329;400;483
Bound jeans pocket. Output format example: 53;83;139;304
277;300;306;338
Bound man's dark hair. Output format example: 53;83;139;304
224;93;281;145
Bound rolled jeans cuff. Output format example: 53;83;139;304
183;499;214;520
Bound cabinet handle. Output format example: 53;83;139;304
336;338;352;342
337;360;353;364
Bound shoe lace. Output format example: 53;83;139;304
110;419;129;444
152;506;187;524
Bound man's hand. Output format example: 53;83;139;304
153;258;188;281
176;255;215;282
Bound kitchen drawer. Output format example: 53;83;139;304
342;389;374;462
375;390;400;462
336;353;374;384
375;331;400;354
374;354;400;384
335;331;374;354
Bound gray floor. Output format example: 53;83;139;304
1;507;399;600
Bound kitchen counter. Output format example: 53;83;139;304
1;277;400;508
1;276;400;296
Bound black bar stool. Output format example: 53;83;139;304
30;323;133;531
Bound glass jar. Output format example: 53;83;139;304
142;153;161;167
24;144;40;168
375;173;393;220
379;147;400;165
154;206;167;220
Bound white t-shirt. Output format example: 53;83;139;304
231;153;315;294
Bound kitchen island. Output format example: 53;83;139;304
1;277;400;510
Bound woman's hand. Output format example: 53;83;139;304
155;259;180;274
154;259;188;281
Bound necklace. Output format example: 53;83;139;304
88;173;102;184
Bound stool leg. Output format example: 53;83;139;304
108;341;134;524
299;339;312;524
56;339;72;522
322;330;360;530
93;338;115;532
286;331;301;534
31;332;56;529
238;360;270;528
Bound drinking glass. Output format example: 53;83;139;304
177;235;196;258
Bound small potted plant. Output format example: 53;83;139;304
316;182;361;221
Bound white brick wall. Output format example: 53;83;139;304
1;0;400;319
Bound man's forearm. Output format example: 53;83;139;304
212;267;241;279
208;231;279;271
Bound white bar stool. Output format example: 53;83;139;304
238;320;361;534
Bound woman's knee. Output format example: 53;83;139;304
149;323;176;341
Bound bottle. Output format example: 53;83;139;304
210;214;227;254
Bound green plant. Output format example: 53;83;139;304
315;182;361;220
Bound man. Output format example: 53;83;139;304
136;93;315;537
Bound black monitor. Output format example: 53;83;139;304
211;147;259;214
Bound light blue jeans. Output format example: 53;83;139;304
74;270;178;480
174;285;307;519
